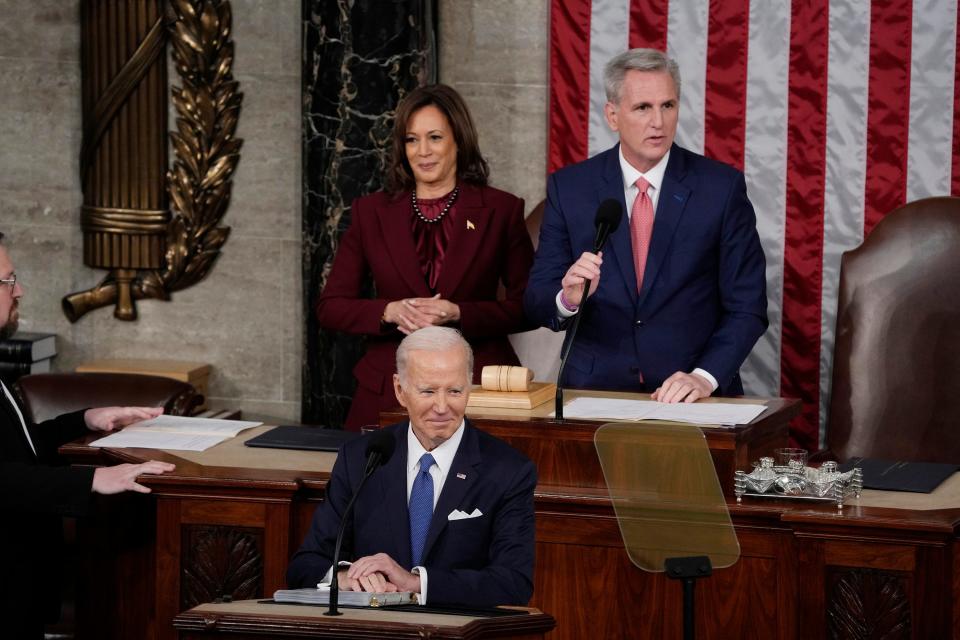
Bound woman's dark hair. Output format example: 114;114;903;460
385;84;489;193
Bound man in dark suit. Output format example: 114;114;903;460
287;326;536;608
0;231;176;638
524;48;768;401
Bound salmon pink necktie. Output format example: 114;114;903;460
630;177;654;292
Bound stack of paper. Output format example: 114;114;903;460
89;415;262;451
556;398;766;426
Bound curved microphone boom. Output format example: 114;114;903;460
326;429;396;616
555;199;624;421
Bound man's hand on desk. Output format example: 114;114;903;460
652;371;713;404
84;406;164;432
92;460;176;495
337;569;398;593
345;552;420;593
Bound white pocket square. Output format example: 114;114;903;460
447;508;483;521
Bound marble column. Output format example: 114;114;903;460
301;0;435;427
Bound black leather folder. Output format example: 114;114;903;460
244;425;359;452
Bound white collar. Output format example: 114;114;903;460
619;145;670;193
407;419;466;474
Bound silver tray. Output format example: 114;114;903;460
734;458;863;509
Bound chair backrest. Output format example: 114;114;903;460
827;196;960;463
13;372;203;424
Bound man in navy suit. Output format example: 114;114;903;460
525;49;767;401
287;326;536;607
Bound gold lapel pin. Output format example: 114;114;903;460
466;220;476;230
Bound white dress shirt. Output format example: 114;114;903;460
1;379;36;457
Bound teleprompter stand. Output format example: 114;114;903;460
595;422;738;640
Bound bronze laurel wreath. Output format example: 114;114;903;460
153;0;242;296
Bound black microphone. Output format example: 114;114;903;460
555;199;624;421
326;428;396;616
593;198;624;253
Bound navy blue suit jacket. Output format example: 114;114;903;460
524;144;768;394
286;420;537;608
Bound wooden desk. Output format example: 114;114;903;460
63;401;960;640
383;390;800;496
173;600;555;639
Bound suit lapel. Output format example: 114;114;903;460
421;422;482;562
375;196;433;297
638;145;691;307
377;423;413;567
600;146;641;304
0;380;36;459
434;185;491;297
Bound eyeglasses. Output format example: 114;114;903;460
0;274;16;289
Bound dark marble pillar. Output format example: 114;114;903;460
302;0;436;427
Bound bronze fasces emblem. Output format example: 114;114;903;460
64;0;242;322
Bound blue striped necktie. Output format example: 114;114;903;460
409;452;436;566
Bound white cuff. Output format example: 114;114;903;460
318;561;352;589
692;368;719;392
555;290;578;318
412;566;427;605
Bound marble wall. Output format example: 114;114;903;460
301;0;435;427
1;1;303;421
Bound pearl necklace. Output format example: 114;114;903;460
412;186;460;224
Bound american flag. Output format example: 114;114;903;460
548;0;960;450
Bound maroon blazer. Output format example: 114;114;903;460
317;184;535;429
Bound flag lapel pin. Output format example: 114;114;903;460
456;472;467;480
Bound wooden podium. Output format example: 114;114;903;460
174;600;555;639
60;394;960;640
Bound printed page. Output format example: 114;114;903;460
123;414;262;436
558;397;766;425
89;430;230;451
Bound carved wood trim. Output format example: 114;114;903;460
181;524;264;609
826;568;911;640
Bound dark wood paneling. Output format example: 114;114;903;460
64;400;960;640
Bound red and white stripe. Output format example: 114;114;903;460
548;0;960;450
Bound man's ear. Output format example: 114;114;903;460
604;102;619;132
393;373;407;408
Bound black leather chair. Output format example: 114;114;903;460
13;371;202;424
826;196;960;463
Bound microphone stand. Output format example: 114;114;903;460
554;278;591;422
324;460;380;616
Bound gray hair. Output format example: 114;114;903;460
604;48;681;103
396;326;474;383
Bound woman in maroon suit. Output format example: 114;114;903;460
318;84;534;430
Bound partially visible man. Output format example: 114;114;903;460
0;231;176;639
287;326;536;608
524;49;767;403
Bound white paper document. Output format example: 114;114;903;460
88;415;262;451
556;397;766;426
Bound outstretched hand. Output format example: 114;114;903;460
91;460;176;495
84;406;163;433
